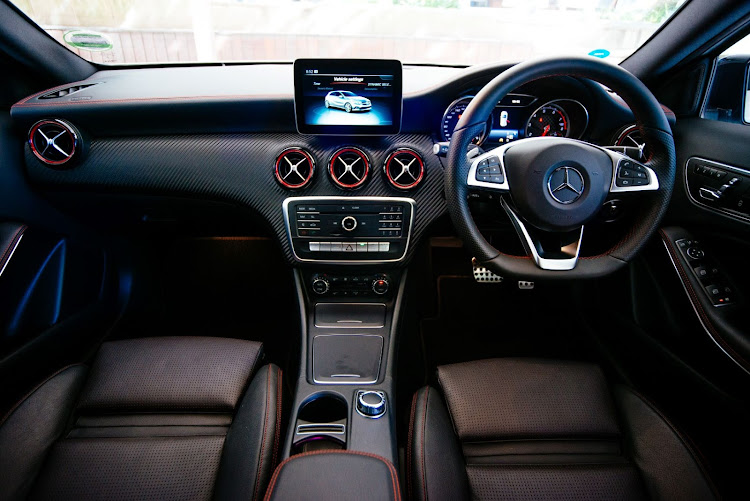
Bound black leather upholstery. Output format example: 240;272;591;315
264;450;401;501
409;358;717;501
0;337;282;501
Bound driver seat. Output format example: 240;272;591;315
407;358;717;500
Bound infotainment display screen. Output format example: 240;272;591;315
294;59;402;135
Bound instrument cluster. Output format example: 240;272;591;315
440;93;589;148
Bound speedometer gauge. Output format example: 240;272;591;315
525;103;569;138
441;96;492;144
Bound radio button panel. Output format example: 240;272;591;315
283;197;415;263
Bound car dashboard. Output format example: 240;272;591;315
11;61;657;270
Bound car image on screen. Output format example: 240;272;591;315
324;90;372;112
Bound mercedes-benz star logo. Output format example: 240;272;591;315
547;166;585;204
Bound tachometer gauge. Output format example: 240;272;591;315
525;103;570;138
441;96;492;144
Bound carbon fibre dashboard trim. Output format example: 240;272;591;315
24;133;446;266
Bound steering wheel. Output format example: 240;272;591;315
446;56;675;280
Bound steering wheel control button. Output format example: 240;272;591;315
356;390;387;418
476;156;505;184
476;156;504;184
341;216;358;231
616;160;650;187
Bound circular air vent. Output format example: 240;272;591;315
28;119;80;167
383;148;424;190
329;147;369;189
615;124;648;160
275;148;315;189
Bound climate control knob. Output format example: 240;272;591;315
312;277;330;295
341;216;358;231
372;276;390;295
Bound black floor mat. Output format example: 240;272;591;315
420;275;598;373
109;237;300;371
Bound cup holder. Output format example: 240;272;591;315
293;393;347;454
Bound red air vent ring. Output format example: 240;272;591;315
329;147;370;189
384;148;425;190
28;119;80;167
275;148;316;189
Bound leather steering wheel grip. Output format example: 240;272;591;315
445;56;676;279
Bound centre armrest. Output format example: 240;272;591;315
264;450;400;501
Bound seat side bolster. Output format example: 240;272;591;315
614;385;719;501
408;386;469;501
214;364;283;501
0;364;88;501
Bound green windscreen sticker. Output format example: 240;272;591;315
63;30;113;51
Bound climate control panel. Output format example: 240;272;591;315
283;197;415;262
310;273;391;298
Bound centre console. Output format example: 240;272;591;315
283;197;415;263
283;266;403;466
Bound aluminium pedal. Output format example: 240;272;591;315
472;258;503;283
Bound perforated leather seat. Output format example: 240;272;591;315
0;337;282;501
408;358;718;501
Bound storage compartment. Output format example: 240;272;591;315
315;303;386;328
312;334;384;384
292;393;347;454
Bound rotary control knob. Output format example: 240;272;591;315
311;277;330;295
356;390;386;418
341;216;358;232
372;276;390;295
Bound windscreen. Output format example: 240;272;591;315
11;0;688;66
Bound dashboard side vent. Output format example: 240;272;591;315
329;147;369;189
384;148;424;190
39;83;98;99
28;119;80;167
275;148;315;189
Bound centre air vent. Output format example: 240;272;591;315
383;148;424;190
28;119;80;167
329;147;369;189
615;124;648;160
275;148;315;189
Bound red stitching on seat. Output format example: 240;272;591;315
420;388;430;501
406;391;418;500
271;367;282;469
253;365;273;501
263;449;401;501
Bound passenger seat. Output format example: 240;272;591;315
0;336;282;501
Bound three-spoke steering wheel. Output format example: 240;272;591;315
445;56;676;279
